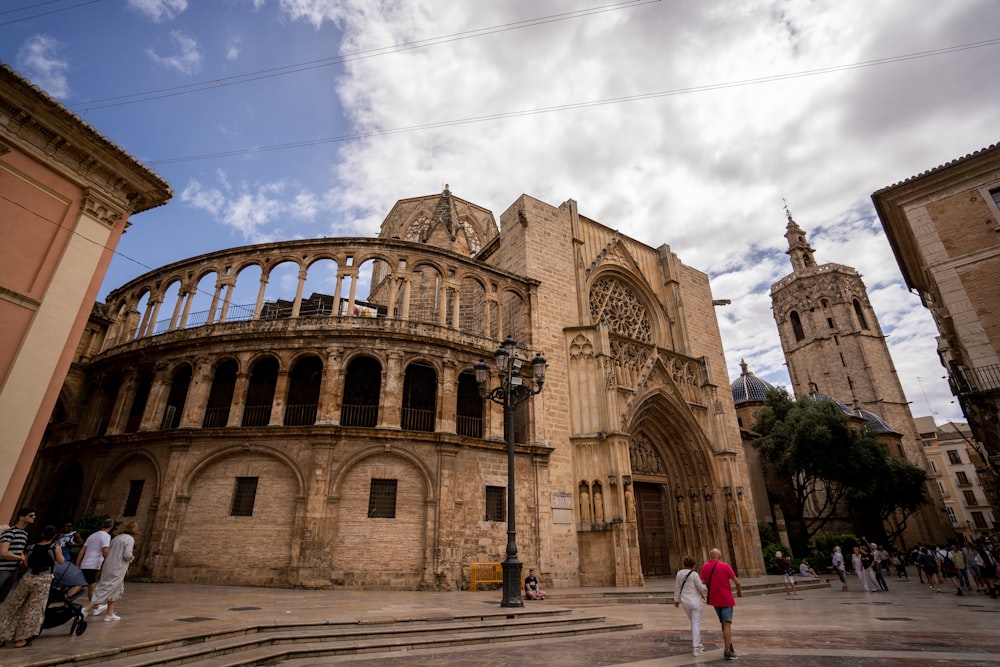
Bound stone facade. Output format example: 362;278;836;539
22;188;764;590
873;144;1000;500
0;64;172;521
769;213;948;546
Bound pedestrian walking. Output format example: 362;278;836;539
832;546;848;591
701;548;742;661
82;521;137;622
853;547;870;592
775;551;796;595
673;556;707;656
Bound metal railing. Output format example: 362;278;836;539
242;405;271;427
951;363;1000;395
284;404;318;426
401;407;435;432
341;403;378;428
202;407;230;428
456;415;483;438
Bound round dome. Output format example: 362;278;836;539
804;392;853;415
731;360;775;405
856;409;897;434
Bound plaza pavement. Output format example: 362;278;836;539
1;572;998;666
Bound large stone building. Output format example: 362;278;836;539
872;143;1000;490
914;416;997;540
22;188;764;589
765;211;947;546
0;63;172;521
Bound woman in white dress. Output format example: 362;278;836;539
82;521;137;622
673;555;708;656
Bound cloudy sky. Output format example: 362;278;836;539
4;0;998;425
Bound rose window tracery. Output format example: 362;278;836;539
589;277;651;343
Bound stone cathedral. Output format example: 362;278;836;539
767;211;947;545
23;188;765;590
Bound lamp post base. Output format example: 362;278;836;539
500;558;524;608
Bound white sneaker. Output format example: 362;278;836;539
90;604;107;616
693;646;705;656
104;614;121;622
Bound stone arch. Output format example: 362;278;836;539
243;355;280;426
172;446;304;585
328;447;435;589
624;391;722;575
285;354;323;426
500;287;530;345
408;261;446;324
162;362;193;430
401;359;437;432
587;269;661;345
341;355;382;427
458;274;488;336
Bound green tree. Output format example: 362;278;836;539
751;388;880;546
852;454;929;548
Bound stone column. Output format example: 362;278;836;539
206;280;223;325
143;297;164;337
253;274;268;319
400;278;412;320
178;287;196;329
439;359;457;433
291;266;307;318
167;287;186;331
227;370;251;427
380;351;403;428
315;347;344;425
138;363;172;431
105;369;138;435
269;370;291;425
179;358;213;428
218;282;234;323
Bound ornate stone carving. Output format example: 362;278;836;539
589;276;651;343
405;215;432;243
83;193;124;227
629;433;665;476
568;333;595;359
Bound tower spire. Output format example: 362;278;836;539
782;200;817;273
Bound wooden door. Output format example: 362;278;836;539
635;482;671;575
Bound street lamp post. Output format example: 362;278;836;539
475;336;547;608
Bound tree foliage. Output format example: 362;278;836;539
751;388;928;548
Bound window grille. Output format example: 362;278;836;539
123;479;145;517
368;479;397;518
485;486;505;522
231;477;259;516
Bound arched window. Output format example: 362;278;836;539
790;310;805;342
285;356;323;426
853;299;869;330
162;364;192;429
243;357;279;426
341;356;381;427
401;361;436;432
456;370;483;437
203;360;238;428
124;368;154;433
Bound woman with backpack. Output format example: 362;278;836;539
0;524;64;648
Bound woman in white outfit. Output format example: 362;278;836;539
673;555;708;656
852;546;870;592
81;521;137;622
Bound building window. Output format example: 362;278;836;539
922;440;934;447
947;450;961;465
930;461;938;473
946;506;958;525
231;477;259;516
485;486;505;522
790;311;805;342
972;511;988;529
853;299;869;330
826;317;834;329
123;480;144;517
991;187;1000;210
368;478;397;518
963;490;977;505
956;470;970;485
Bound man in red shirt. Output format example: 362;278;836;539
700;548;743;660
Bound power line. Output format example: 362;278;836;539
0;0;102;26
149;36;1000;167
71;0;658;112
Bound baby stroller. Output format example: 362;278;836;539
42;562;88;636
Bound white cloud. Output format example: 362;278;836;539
278;0;345;29
147;30;203;75
310;0;999;424
181;174;322;243
128;0;188;22
225;36;242;61
16;35;70;99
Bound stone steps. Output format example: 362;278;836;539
544;579;830;605
41;608;640;667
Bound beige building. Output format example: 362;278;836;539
872;143;1000;484
769;212;947;546
915;416;996;541
21;187;765;589
0;63;171;521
